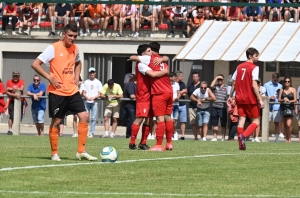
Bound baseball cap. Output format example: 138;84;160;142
88;67;96;72
12;71;20;76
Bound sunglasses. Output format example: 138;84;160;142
33;79;40;82
285;81;290;83
201;87;207;89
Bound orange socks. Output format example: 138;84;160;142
49;127;59;156
78;122;88;153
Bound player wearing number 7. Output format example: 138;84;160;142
228;47;265;150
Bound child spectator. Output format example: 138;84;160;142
1;3;18;35
19;3;34;35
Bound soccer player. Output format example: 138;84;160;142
129;44;169;150
228;47;265;150
31;23;97;161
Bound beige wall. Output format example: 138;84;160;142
214;61;230;83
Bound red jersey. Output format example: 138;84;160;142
233;62;258;104
4;5;17;14
0;82;5;113
135;62;151;102
6;79;25;102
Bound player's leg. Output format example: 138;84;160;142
164;93;174;150
236;104;248;150
129;117;144;149
138;117;152;150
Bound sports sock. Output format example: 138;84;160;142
165;120;173;143
243;123;258;138
237;127;244;136
130;123;140;145
155;122;165;145
49;127;59;156
77;122;88;153
140;124;151;145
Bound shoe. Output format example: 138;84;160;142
238;134;246;150
23;30;30;35
147;134;153;140
149;145;165;151
150;33;154;37
2;32;8;36
7;130;13;135
129;144;137;150
133;32;139;37
172;132;178;140
97;30;102;37
279;133;285;138
109;133;114;138
0;31;2;35
102;131;109;138
211;138;218;141
180;136;185;140
72;134;78;137
116;33;122;37
138;143;150;150
101;31;105;37
18;30;23;34
51;154;61;161
88;133;93;138
76;151;97;161
50;31;55;36
129;33;135;37
166;33;174;38
182;30;188;38
252;137;260;142
202;137;207;141
164;143;173;151
221;138;225;141
291;134;297;138
12;31;17;36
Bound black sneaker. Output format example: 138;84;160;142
138;144;150;150
182;30;188;38
7;130;13;135
50;31;55;36
180;137;185;140
129;144;137;150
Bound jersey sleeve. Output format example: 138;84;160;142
138;55;151;65
232;70;237;81
138;63;152;75
252;66;259;80
37;45;55;64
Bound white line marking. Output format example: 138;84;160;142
0;154;233;172
0;190;299;197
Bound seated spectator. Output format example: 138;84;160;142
109;4;123;37
82;4;104;36
244;0;262;22
210;6;225;21
140;4;155;37
50;3;71;36
32;3;43;25
19;3;34;35
100;4;114;37
70;4;85;26
0;3;3;19
149;0;165;25
283;0;298;22
226;5;242;21
46;3;56;27
166;5;188;38
187;7;204;36
0;3;18;36
118;4;138;37
268;0;282;21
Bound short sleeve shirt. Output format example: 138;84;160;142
27;82;47;110
101;83;123;105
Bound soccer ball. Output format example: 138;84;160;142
100;146;118;162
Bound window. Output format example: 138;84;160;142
279;62;300;77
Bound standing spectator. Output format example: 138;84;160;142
0;3;18;35
118;4;138;37
176;71;187;140
244;0;262;22
190;81;216;141
187;71;201;140
0;79;5;117
169;72;180;140
26;75;47;136
264;73;283;142
82;4;104;37
50;3;71;36
124;69;133;87
268;0;282;22
123;75;137;138
210;74;228;141
82;67;103;138
100;79;123;138
19;3;34;35
279;76;296;143
6;71;25;135
166;5;188;38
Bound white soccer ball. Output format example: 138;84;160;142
100;146;118;162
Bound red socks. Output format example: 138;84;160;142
140;125;151;145
130;123;140;145
237;127;244;136
244;123;258;138
165;120;173;144
155;122;165;145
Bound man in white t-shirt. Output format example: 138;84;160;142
166;5;188;38
190;81;216;141
82;67;103;138
169;72;180;140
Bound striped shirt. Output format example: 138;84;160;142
212;84;228;108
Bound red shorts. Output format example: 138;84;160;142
151;93;173;117
237;104;260;119
136;102;153;118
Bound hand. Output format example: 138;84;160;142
284;97;289;102
74;77;80;86
153;57;163;66
270;95;276;100
15;93;21;100
259;100;265;109
49;76;62;89
197;100;202;107
58;16;62;21
227;97;233;103
108;95;115;99
33;94;39;101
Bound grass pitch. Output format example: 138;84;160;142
0;136;299;198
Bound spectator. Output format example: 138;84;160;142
50;3;71;36
100;79;123;138
210;74;228;141
226;3;241;21
72;4;86;36
268;0;282;22
19;3;34;35
169;72;180;140
6;71;24;135
82;4;104;37
200;0;212;19
118;4;138;37
244;0;262;22
124;69;133;87
187;7;204;37
176;71;187;140
0;3;18;36
283;0;298;22
187;71;201;140
123;75;137;138
210;6;225;21
149;0;164;25
279;76;296;143
0;79;5;117
264;73;283;142
140;4;155;37
109;4;123;37
227;74;237;141
31;3;43;25
82;67;102;138
101;4;114;37
167;5;188;38
190;81;216;141
26;75;46;136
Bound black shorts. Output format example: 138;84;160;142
48;92;86;119
8;100;24;121
141;19;151;27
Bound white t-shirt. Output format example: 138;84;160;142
232;66;259;81
170;7;187;18
82;78;103;103
79;83;84;94
138;55;151;66
192;88;211;109
172;82;180;105
138;63;152;75
37;45;80;64
260;86;266;96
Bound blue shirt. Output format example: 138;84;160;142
264;80;282;111
124;81;136;109
27;82;47;110
188;82;201;109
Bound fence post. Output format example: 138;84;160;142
12;91;21;135
261;97;270;142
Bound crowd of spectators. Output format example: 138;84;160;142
0;0;298;37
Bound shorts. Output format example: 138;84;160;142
237;104;260;119
189;108;197;125
48;92;86;119
54;16;69;24
136;102;153;118
8;101;24;121
151;93;173;117
172;105;179;120
197;109;210;127
104;103;120;118
141;19;151;27
91;18;100;24
178;105;187;123
210;107;227;127
153;5;162;13
269;109;282;122
32;109;45;123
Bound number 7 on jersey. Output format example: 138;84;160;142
241;68;246;80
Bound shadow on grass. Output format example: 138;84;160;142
20;156;70;160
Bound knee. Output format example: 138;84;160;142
113;118;118;123
79;112;89;123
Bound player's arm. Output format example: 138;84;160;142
207;89;216;101
252;80;264;107
229;81;235;98
190;93;198;103
153;56;169;66
145;68;169;78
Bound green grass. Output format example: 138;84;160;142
0;136;300;198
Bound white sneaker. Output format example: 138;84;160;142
76;151;97;161
18;30;23;34
109;133;114;138
24;30;30;35
51;154;61;161
221;138;225;141
72;134;78;137
12;31;17;36
172;132;178;140
102;131;109;138
291;134;296;138
88;133;93;138
134;32;139;37
279;133;285;138
147;134;152;140
202;137;207;141
97;30;102;36
211;138;218;141
150;33;154;37
252;137;261;142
